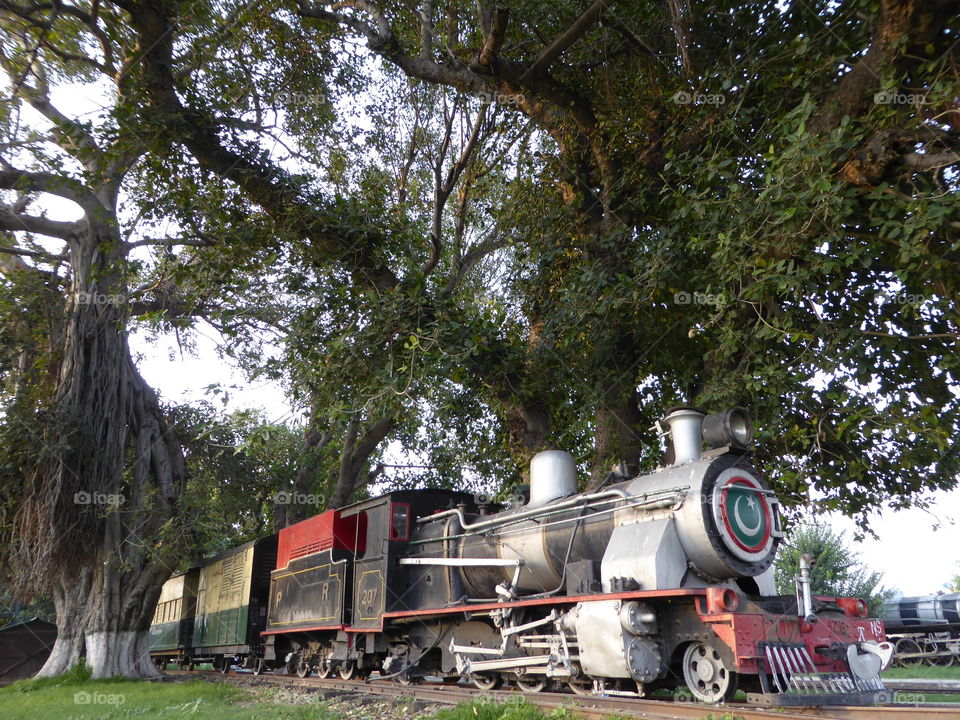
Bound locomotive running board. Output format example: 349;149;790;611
749;642;888;706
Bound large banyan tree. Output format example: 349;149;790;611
0;6;196;676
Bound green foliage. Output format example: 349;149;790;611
171;403;303;560
774;524;891;614
0;584;55;626
948;561;960;592
0;676;332;720
4;0;958;549
430;698;576;720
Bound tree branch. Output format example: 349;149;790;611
0;168;97;209
134;0;400;293
124;236;216;250
902;151;960;170
476;7;508;70
812;0;959;134
0;244;60;261
528;0;609;74
0;205;78;239
296;0;392;47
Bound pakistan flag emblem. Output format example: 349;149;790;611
725;482;768;551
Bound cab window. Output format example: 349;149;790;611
390;503;410;541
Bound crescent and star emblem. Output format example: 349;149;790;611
733;492;763;536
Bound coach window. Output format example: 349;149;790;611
390;503;410;541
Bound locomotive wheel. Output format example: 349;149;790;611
218;657;231;675
315;660;332;679
516;676;547;693
566;679;593;696
681;642;738;703
895;638;924;668
338;661;357;680
471;672;503;690
296;660;312;678
923;639;953;667
252;658;266;676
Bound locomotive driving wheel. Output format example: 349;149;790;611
471;672;503;690
515;675;547;693
296;660;312;678
315;659;332;678
894;638;924;668
338;661;357;680
566;678;593;696
681;642;738;703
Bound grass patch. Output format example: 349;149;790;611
883;665;960;680
0;670;337;720
430;698;583;720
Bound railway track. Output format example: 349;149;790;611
164;669;960;720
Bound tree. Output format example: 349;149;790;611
279;0;960;505
172;403;304;550
948;562;960;593
0;3;223;677
775;524;890;614
128;0;960;519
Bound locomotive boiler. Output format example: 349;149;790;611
150;406;894;706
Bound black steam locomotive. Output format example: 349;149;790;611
883;593;960;667
150;407;893;705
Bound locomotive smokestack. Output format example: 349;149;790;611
664;407;706;464
528;450;577;506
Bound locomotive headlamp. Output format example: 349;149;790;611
702;407;753;449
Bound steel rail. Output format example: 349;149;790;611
163;670;960;720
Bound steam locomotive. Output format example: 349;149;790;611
150;407;893;705
883;593;960;667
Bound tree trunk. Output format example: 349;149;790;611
36;573;92;677
38;560;166;678
589;380;643;488
18;221;186;679
502;400;551;479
